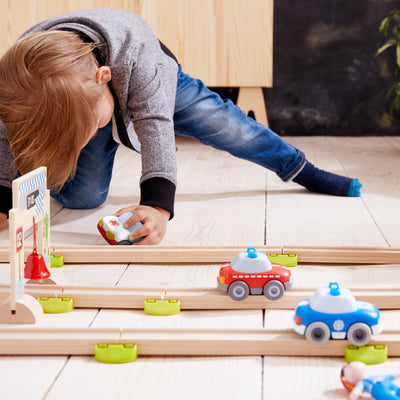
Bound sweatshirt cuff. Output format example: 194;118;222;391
140;177;176;219
0;185;12;216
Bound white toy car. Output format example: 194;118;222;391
97;212;143;245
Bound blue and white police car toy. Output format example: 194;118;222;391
293;282;382;346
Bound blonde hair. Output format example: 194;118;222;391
0;30;103;189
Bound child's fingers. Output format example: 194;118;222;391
128;216;154;239
129;217;163;245
111;205;167;245
131;229;162;245
128;223;147;240
114;205;138;217
132;234;153;245
124;212;143;229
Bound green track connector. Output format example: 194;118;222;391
95;344;138;363
144;299;181;316
50;254;64;268
345;345;388;365
37;297;74;313
268;254;298;267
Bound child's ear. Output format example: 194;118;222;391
96;66;112;84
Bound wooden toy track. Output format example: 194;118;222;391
0;245;398;357
0;245;399;264
0;284;399;310
0;326;399;357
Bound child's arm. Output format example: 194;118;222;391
114;205;170;245
123;19;178;217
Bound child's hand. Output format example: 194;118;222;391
0;213;7;231
114;205;170;245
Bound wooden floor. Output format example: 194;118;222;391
0;136;399;399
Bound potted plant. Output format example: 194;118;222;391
377;10;400;115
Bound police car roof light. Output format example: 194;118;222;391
329;282;341;296
247;248;258;258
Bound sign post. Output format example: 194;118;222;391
0;167;49;323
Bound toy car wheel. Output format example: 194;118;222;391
263;280;284;301
305;321;331;345
118;240;132;245
347;322;372;347
228;281;250;301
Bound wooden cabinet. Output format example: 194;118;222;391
0;0;272;124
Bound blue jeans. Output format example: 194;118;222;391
52;65;305;208
174;65;305;180
51;122;119;208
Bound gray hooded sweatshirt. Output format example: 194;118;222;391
0;8;178;216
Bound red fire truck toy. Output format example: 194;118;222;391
217;247;293;301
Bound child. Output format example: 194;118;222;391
0;8;362;244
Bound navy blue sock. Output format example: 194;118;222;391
293;161;362;197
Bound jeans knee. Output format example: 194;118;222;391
78;192;108;209
51;188;108;210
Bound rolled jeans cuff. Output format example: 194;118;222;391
278;151;307;182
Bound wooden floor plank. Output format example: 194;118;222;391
0;356;68;400
92;309;263;330
117;263;219;288
46;355;262;400
266;137;388;247
326;136;400;247
291;263;400;289
264;357;400;400
166;137;266;246
264;357;350;400
0;262;128;287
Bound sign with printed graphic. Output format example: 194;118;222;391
16;227;23;253
17;169;46;216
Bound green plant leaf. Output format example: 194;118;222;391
397;44;400;67
376;39;398;56
391;10;400;23
378;10;400;120
384;83;397;103
390;94;400;115
379;16;391;35
394;25;400;41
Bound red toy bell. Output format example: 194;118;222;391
24;216;50;280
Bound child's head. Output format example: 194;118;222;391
340;362;368;392
0;30;110;189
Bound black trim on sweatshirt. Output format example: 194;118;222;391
0;185;12;216
140;177;176;219
107;84;135;150
159;40;178;63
